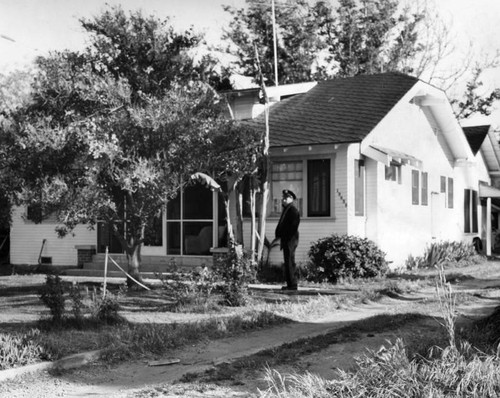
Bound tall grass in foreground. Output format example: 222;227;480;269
0;330;49;370
260;265;500;398
262;339;500;398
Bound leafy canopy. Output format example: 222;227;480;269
222;0;425;83
3;6;260;265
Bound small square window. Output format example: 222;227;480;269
385;163;401;183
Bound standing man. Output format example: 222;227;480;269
275;189;300;290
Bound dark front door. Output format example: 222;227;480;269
97;222;123;254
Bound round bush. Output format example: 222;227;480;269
307;234;388;283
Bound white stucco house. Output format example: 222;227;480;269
9;72;498;271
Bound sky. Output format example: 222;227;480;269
1;0;500;123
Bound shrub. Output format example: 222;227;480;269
68;282;84;326
91;291;124;325
214;247;256;307
158;267;220;313
307;234;388;283
405;241;478;270
39;274;65;323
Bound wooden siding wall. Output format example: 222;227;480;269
10;207;95;266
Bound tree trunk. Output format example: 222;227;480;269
256;106;270;264
250;185;257;264
126;241;143;288
253;42;271;265
235;186;244;246
223;195;235;248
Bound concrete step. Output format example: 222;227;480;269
82;261;172;273
83;254;212;272
62;268;165;280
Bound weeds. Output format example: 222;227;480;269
434;264;457;349
157;266;221;313
0;329;49;370
405;241;479;270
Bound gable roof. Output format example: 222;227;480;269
463;125;490;155
247;72;419;148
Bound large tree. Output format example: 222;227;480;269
222;0;500;129
3;7;256;284
325;0;424;76
222;0;329;85
0;70;34;229
221;0;425;82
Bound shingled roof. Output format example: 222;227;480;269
463;125;491;155
247;72;420;148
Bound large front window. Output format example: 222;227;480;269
271;158;332;218
166;183;214;255
271;161;303;214
308;159;331;217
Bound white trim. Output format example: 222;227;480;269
361;145;423;169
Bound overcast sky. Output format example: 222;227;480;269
1;0;499;123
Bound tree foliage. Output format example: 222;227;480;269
453;65;500;120
2;6;260;282
326;0;424;77
222;0;328;85
0;70;35;228
80;6;201;95
222;0;425;82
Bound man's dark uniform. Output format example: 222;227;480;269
275;189;300;290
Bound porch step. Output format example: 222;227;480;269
62;268;162;280
82;254;213;273
83;261;174;273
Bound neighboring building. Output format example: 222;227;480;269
9;73;495;270
463;125;500;255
